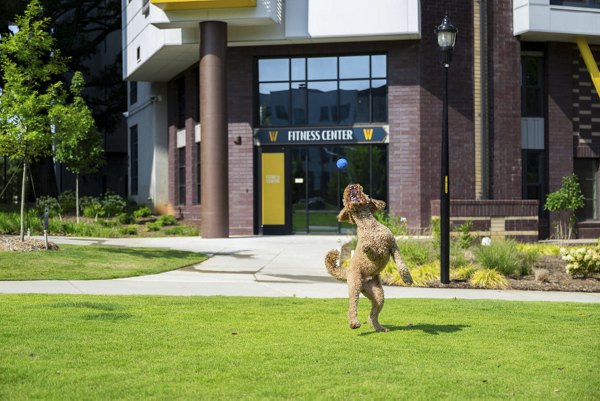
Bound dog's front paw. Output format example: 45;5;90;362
400;269;413;285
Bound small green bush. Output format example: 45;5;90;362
146;221;162;232
102;192;126;217
58;190;76;213
469;268;508;289
474;239;537;277
82;201;105;220
431;217;441;250
157;214;177;226
117;213;135;225
397;239;436;268
451;264;479;281
410;262;440;287
133;206;153;219
456;220;474;249
374;210;408;236
35;196;61;218
119;226;138;236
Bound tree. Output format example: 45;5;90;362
0;0;67;240
544;173;585;239
52;71;104;223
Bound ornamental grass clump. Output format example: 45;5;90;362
560;246;600;278
474;239;537;277
469;268;508;289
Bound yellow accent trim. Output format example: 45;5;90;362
576;36;600;99
151;0;256;11
444;176;448;194
261;153;285;226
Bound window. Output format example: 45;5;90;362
550;0;600;8
575;159;599;221
130;125;138;196
129;81;137;105
195;142;201;204
177;77;186;129
521;57;543;117
258;54;387;127
178;147;186;205
136;46;140;62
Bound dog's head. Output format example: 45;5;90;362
337;183;386;224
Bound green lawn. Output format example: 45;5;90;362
1;295;598;400
0;245;207;280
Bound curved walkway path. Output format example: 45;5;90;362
1;235;599;303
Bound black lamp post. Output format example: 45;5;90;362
436;14;457;285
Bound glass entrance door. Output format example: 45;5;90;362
290;145;388;234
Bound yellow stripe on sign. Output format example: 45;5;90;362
262;153;285;225
576;36;600;100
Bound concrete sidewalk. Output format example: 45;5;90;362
1;235;599;303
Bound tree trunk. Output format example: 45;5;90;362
76;174;80;224
20;162;28;241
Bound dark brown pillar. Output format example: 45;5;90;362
200;21;229;238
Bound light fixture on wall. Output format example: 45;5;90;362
233;136;242;145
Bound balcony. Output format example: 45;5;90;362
514;0;600;43
150;0;256;11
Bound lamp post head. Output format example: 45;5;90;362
436;14;457;65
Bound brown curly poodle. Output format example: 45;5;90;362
325;183;413;332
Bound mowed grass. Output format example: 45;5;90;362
0;245;207;280
1;295;598;400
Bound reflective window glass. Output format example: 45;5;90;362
291;82;307;125
339;56;369;79
307;57;337;80
371;79;387;122
291;58;306;81
308;81;337;124
371;55;386;78
339;80;370;124
258;58;289;81
259;83;290;126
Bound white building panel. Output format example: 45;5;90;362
307;0;420;38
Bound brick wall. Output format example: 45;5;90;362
487;0;522;199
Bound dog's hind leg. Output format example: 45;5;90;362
391;243;413;285
361;276;389;332
347;273;362;329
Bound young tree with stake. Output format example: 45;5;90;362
0;0;67;241
51;71;104;223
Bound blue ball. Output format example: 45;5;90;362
336;158;348;170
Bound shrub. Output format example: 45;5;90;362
117;213;135;225
374;210;408;236
133;206;153;219
119;225;138;236
469;269;508;289
544;173;585;239
35;196;61;218
516;243;561;257
431;217;441;250
474;239;537;277
80;197;105;220
157;214;178;226
397;239;436;268
146;221;162;232
58;190;76;213
0;212;21;234
560;246;600;278
101;192;126;217
456;220;474;249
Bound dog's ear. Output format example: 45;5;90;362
368;198;386;214
338;207;354;224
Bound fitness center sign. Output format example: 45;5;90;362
255;126;387;146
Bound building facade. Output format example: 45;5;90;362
122;0;600;238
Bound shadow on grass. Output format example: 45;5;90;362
360;323;469;336
69;246;205;260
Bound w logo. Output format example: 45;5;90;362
268;131;279;142
363;128;374;140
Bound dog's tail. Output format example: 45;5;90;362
324;250;347;281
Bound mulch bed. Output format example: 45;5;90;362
427;255;600;293
0;236;59;252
